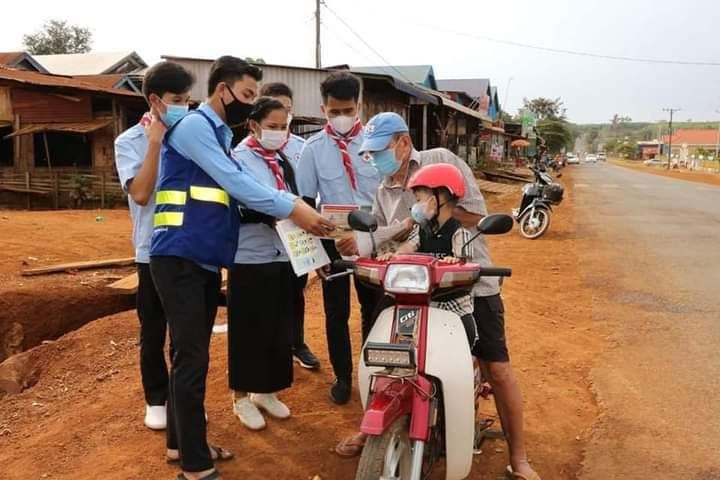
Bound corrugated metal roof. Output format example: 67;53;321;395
352;65;435;87
34;51;147;75
414;84;492;122
436;78;490;100
0;52;24;65
3;119;112;138
0;65;141;97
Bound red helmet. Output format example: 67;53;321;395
407;163;466;198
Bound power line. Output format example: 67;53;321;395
321;22;378;66
416;23;720;67
321;2;416;83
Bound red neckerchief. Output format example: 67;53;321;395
325;120;363;190
246;136;285;191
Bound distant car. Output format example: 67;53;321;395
643;158;665;166
566;153;580;165
597;152;607;161
585;154;598;163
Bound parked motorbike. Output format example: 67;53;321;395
512;163;564;239
337;211;513;480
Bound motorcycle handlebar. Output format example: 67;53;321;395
332;259;356;271
479;267;512;277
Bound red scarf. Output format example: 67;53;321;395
246;137;285;191
325;120;363;190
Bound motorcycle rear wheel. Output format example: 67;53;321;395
355;416;413;480
519;207;551;239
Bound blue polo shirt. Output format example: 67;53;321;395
232;143;289;264
114;123;154;264
296;129;381;208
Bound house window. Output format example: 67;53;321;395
33;132;91;168
0;126;13;166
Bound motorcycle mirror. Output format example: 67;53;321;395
477;214;514;235
348;210;378;233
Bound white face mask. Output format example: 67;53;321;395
328;115;356;134
258;129;286;151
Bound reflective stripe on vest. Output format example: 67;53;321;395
154;211;184;227
189;186;230;206
156;190;187;205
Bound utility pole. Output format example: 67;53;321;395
503;76;514;114
315;0;322;68
663;108;680;170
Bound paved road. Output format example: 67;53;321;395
571;164;720;479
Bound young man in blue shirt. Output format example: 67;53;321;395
258;82;320;370
114;61;194;432
296;72;383;404
150;56;334;480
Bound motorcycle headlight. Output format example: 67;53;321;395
364;342;416;368
384;264;430;294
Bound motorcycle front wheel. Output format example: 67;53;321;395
355;416;413;480
519;207;551;239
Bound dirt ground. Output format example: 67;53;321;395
610;159;720;186
0;176;603;479
0;210;136;361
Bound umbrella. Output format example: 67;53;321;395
511;139;530;147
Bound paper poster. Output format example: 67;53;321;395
276;219;330;276
320;204;360;239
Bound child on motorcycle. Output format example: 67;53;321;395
378;163;479;348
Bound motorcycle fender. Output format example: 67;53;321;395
425;308;474;480
360;379;414;435
359;307;395;409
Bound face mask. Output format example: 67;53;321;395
222;84;254;127
369;148;401;176
411;200;434;225
287;113;293;126
160;103;189;127
328;115;356;134
258;129;287;151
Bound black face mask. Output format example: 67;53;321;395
221;84;254;128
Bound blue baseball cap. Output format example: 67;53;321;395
359;112;409;154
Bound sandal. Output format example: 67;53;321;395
505;465;542;480
175;471;220;480
334;432;367;458
167;445;234;464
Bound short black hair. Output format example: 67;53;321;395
207;56;263;96
260;82;293;100
248;97;287;123
320;72;361;103
142;61;194;100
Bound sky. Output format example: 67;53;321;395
2;0;719;124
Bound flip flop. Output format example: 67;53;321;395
334;432;367;458
505;465;542;480
175;470;220;480
167;445;234;464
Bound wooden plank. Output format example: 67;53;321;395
21;257;136;276
107;272;138;294
0;185;48;195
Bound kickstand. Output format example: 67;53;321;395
473;418;505;454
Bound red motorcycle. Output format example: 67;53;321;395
338;211;513;480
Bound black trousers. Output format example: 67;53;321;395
136;263;172;406
227;262;294;393
291;273;309;350
150;256;221;473
321;241;379;382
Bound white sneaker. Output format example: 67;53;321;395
251;393;291;420
233;397;266;430
144;404;167;430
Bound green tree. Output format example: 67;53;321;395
536;119;573;153
617;143;635;158
23;19;92;54
523;97;566;120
